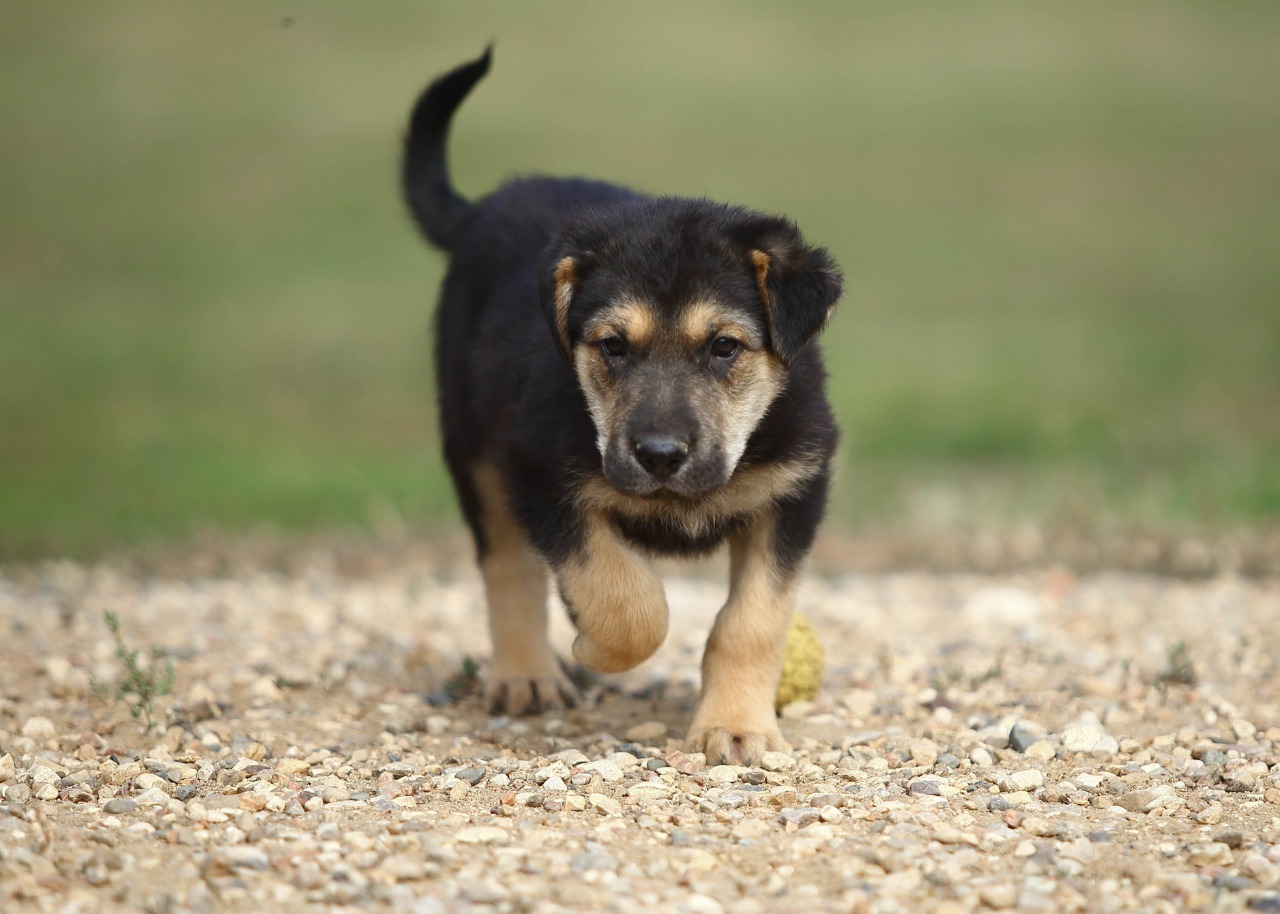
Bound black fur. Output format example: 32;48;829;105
403;48;840;577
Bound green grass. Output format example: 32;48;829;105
2;2;1278;557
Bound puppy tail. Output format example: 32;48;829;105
401;46;492;251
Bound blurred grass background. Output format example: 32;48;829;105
2;2;1278;558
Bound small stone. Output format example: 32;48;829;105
970;747;994;767
931;824;979;846
1025;740;1057;761
760;752;796;772
999;769;1045;792
907;738;939;767
579;760;624;782
707;765;739;785
21;717;58;741
1213;875;1255;892
1117;785;1175;813
978;883;1018;909
455;767;486;786
102;798;136;815
779;807;820;828
1187;843;1233;867
1062;721;1119;756
1010;721;1048;753
133;773;167;791
381;854;427;881
989;791;1032;810
1214;830;1246;849
909;778;942;796
625;721;667;743
134;787;172;807
209;846;269;872
818;805;843;823
456;826;510;845
277;758;310;776
627;782;672;802
1020;817;1059;838
588;794;621;815
533;762;570;785
1232;719;1258;741
733;818;772;840
541;775;567;792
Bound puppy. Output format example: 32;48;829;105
401;49;842;764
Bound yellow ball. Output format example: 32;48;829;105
776;612;824;710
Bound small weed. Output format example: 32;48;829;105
968;651;1006;690
1156;640;1197;688
444;655;481;699
90;611;175;730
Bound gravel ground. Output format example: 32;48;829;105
1;544;1279;913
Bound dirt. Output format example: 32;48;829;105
1;540;1278;912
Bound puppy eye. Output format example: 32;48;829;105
709;336;740;359
599;337;627;359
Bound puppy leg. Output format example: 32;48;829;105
472;461;575;714
686;513;794;765
555;512;669;674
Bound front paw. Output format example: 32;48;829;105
686;722;788;767
485;660;577;715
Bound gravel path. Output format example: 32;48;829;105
1;548;1278;912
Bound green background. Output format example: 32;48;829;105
2;3;1278;557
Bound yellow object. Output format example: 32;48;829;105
776;612;824;710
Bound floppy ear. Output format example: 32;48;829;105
538;244;586;364
746;221;843;365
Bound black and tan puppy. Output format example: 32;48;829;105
402;49;842;764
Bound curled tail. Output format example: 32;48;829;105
401;47;491;250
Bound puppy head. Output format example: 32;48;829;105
540;199;842;497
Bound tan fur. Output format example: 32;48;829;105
686;512;793;762
678;300;762;350
749;249;772;304
472;460;574;711
556;510;669;673
574;457;820;540
583;297;656;348
716;346;784;471
552;256;577;356
573;346;613;458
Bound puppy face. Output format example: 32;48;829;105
570;295;784;497
542;200;842;499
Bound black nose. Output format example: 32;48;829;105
633;436;688;479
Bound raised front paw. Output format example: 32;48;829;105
685;721;788;767
485;659;577;716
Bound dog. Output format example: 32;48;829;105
401;48;842;764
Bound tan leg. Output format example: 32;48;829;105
473;462;575;714
556;512;669;673
686;514;792;765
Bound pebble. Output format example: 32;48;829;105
1062;720;1120;756
1117;785;1175;813
1010;720;1048;753
1187;843;1234;867
1025;740;1057;761
625;721;668;743
102;798;136;814
999;769;1045;792
760;752;797;772
588;794;621;815
707;765;739;785
627;782;673;801
21;716;59;741
455;826;509;845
